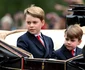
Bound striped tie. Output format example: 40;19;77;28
36;35;44;46
71;50;74;56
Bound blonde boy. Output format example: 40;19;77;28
17;5;54;58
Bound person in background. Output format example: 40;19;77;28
17;5;54;58
46;12;59;29
53;24;83;60
0;13;13;30
53;15;66;29
13;11;25;30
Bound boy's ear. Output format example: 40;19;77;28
78;40;82;45
64;34;65;37
42;20;45;26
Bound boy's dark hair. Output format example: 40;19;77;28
65;24;83;40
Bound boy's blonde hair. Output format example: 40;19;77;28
65;24;83;40
24;4;45;21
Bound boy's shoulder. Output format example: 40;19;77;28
42;33;52;39
76;46;82;50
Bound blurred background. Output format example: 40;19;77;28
0;0;85;30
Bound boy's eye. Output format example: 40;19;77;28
66;38;75;42
66;38;69;41
26;21;38;24
27;21;31;24
71;39;75;42
33;21;37;24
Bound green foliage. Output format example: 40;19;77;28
0;0;84;18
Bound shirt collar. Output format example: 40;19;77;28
74;48;76;52
35;33;42;37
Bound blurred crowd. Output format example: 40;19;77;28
0;0;84;31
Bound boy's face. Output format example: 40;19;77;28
25;14;44;34
64;34;81;50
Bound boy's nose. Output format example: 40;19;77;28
30;23;34;26
67;40;71;44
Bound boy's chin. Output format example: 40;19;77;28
29;31;36;34
66;47;73;51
